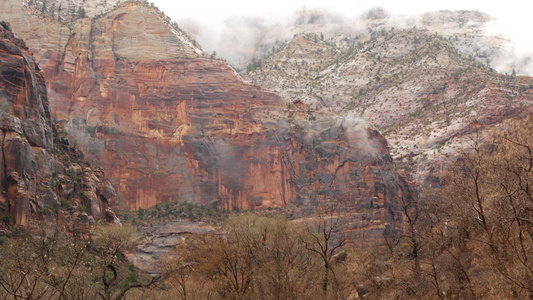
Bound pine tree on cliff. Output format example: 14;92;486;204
78;7;86;19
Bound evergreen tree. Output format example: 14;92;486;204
78;7;86;19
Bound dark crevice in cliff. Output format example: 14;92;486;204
275;133;298;182
1;129;8;212
21;55;44;148
22;61;31;120
280;167;287;206
89;20;96;68
55;25;68;75
58;31;75;76
110;13;126;64
22;57;31;114
330;160;349;188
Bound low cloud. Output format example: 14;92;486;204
178;7;354;70
169;4;532;76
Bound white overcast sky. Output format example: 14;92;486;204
150;0;533;58
150;0;525;20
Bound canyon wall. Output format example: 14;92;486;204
0;22;116;226
0;0;406;227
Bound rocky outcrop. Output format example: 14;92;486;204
128;219;216;277
0;22;116;227
0;0;406;231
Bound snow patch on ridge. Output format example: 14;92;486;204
160;15;204;56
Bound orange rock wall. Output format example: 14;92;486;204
0;2;407;221
0;22;117;227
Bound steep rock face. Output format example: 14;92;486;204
0;22;116;227
242;26;533;183
0;23;57;226
0;0;406;225
274;116;403;222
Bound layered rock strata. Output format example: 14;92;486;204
0;22;116;227
0;0;406;229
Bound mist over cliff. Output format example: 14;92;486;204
174;5;533;76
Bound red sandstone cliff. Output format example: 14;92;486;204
0;22;116;227
0;1;406;227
